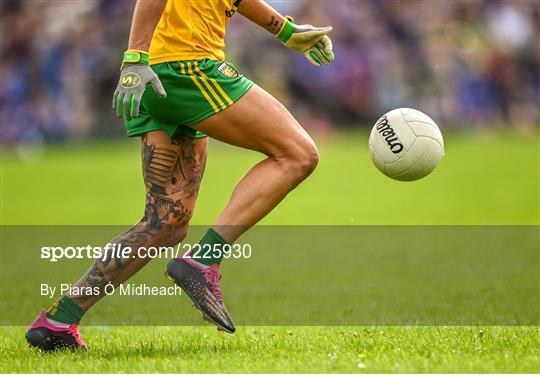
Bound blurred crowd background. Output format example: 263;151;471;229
1;0;538;144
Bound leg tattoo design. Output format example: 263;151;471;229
70;133;207;310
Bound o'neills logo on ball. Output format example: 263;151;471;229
376;115;404;154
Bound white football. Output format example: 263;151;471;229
369;108;444;181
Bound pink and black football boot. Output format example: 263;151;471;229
25;310;87;351
166;256;235;333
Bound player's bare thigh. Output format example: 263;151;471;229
192;84;318;161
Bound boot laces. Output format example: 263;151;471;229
204;265;223;303
67;324;87;349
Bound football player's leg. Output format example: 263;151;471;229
166;85;319;334
70;130;207;310
166;84;318;333
193;84;319;242
26;131;207;351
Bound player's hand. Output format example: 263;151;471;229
113;50;167;120
276;16;334;67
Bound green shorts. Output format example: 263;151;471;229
124;59;254;138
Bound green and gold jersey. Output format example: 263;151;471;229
150;0;241;64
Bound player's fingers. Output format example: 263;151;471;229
116;92;125;118
112;89;119;110
124;93;135;120
316;35;334;62
292;26;333;46
305;50;322;67
131;92;142;118
312;46;332;65
327;50;335;62
317;44;335;63
315;43;334;63
304;26;333;41
318;35;333;55
151;76;167;98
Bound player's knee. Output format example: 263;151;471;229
287;140;319;179
298;146;320;177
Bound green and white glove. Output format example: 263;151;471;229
112;50;167;120
276;16;335;67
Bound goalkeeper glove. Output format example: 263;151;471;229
276;16;335;67
113;50;166;120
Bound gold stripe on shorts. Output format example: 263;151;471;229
192;62;226;110
193;62;234;107
185;62;219;113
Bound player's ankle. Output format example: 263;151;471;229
45;295;85;325
190;227;228;266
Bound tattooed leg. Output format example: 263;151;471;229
69;131;208;311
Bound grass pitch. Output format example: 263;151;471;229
1;326;539;373
1;131;539;373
